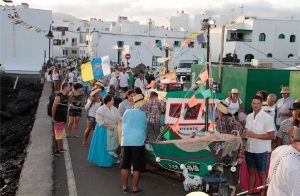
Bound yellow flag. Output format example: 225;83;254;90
81;62;94;82
152;43;158;48
189;32;200;37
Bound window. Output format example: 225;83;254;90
174;41;181;47
259;33;266;41
71;38;77;46
288;54;294;58
188;42;194;48
267;53;272;58
135;41;141;46
72;50;77;54
278;34;285;39
290;35;296;42
62;40;65;45
244;54;254;62
184;104;201;120
63;50;68;56
117;41;124;47
66;38;68;42
169;104;181;118
53;39;61;46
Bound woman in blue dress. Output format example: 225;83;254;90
88;94;121;167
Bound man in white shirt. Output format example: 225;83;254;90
119;69;129;92
243;95;275;196
267;127;300;196
134;74;147;94
109;72;119;89
275;87;294;129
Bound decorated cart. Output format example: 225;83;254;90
145;91;242;195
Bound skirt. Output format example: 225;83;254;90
54;121;66;140
88;124;117;167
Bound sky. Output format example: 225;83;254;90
9;0;300;26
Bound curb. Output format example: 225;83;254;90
16;82;53;196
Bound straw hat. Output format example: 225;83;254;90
230;88;239;94
133;94;146;108
280;87;290;94
114;71;120;77
216;100;229;114
95;80;104;87
90;88;101;97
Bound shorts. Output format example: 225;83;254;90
53;121;66;140
87;115;96;123
245;151;269;173
120;146;145;172
69;109;82;117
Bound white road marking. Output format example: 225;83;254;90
63;138;78;196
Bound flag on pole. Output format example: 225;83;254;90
197;33;205;45
81;56;110;82
199;70;209;83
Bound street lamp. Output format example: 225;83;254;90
46;24;54;68
201;18;215;132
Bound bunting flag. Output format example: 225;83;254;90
189;32;200;37
173;118;180;131
197;84;206;94
197;33;205;45
199;70;209;83
81;56;110;82
2;0;47;33
153;40;162;49
188;95;197;108
202;89;212;98
200;55;207;65
181;39;191;47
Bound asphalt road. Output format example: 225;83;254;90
54;116;187;196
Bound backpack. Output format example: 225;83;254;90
47;92;63;117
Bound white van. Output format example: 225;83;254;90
176;60;198;79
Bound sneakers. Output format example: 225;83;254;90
123;188;128;194
109;152;119;158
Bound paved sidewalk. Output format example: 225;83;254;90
54;117;186;196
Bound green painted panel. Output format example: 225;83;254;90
221;67;248;104
290;71;300;99
191;64;220;85
166;91;226;99
245;69;290;112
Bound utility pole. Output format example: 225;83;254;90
218;25;225;91
205;22;210;132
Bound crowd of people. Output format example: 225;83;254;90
46;63;299;195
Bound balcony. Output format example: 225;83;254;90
226;38;252;42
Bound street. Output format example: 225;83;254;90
54;116;187;196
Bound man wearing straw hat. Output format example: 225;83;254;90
120;94;147;194
275;87;294;129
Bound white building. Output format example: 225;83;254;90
210;16;300;69
53;14;209;68
0;3;52;73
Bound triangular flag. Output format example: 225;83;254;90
190;32;200;37
208;123;215;129
197;33;205;45
197;85;206;94
188;95;197;108
202;89;212;98
181;108;188;118
173;118;180;131
199;70;209;83
200;55;207;65
181;39;191;47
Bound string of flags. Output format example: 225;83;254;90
173;68;214;132
1;0;47;33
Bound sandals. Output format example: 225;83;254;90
132;189;142;195
123;188;129;194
